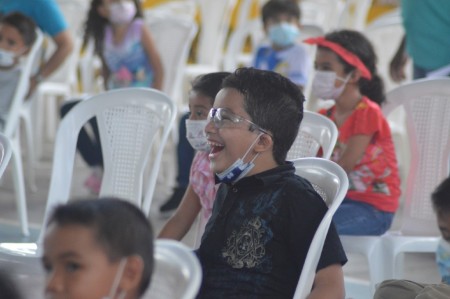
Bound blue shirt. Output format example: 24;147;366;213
401;0;450;70
253;42;310;87
0;0;67;37
197;163;347;298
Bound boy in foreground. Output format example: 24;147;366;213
197;67;347;299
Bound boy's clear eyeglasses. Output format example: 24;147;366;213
207;108;272;136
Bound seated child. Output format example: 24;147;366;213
253;0;310;90
158;72;230;246
305;30;401;236
42;198;154;299
196;67;347;298
373;176;450;299
0;12;36;129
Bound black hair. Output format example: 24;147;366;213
0;12;37;47
191;72;231;105
0;270;23;299
222;67;304;165
47;198;154;295
432;176;450;217
323;30;385;106
83;0;143;55
262;0;301;24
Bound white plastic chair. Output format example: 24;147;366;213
299;0;345;32
183;0;237;83
144;239;202;299
2;29;44;237
342;78;450;298
0;134;12;179
380;78;450;278
364;14;412;93
287;111;338;160
336;0;372;31
291;157;349;299
0;87;176;261
144;11;198;109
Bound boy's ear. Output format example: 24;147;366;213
119;255;144;295
255;133;273;153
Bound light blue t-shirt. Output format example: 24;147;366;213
436;238;450;284
253;42;310;88
0;0;67;37
401;0;450;71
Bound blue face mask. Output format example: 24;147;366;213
216;134;262;184
268;23;300;48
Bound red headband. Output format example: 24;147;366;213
304;36;372;80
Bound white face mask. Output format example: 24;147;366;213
311;70;351;100
216;133;262;184
186;119;210;152
0;48;17;67
102;258;128;299
109;1;136;25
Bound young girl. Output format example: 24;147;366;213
158;72;230;246
305;30;401;236
43;198;154;299
61;0;164;194
0;12;36;128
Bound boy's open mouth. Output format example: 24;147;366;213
209;142;224;154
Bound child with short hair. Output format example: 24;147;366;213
197;67;347;298
0;12;36;128
373;176;450;299
42;198;154;299
305;30;401;236
158;72;230;245
253;0;310;90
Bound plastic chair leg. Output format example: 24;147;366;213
20;106;37;192
11;138;29;237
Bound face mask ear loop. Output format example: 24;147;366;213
107;258;128;299
242;133;264;162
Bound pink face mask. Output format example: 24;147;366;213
109;1;136;25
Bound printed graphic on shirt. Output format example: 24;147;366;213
222;217;266;269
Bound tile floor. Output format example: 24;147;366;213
0;136;441;299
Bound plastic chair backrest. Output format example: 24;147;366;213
336;0;372;30
196;0;237;67
39;88;176;242
3;29;44;138
0;134;12;178
291;157;348;299
287;111;338;160
55;0;89;37
383;78;450;236
364;16;412;93
144;12;198;105
299;0;345;32
144;239;202;299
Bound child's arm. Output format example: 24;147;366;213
336;134;373;173
158;184;202;241
307;264;345;299
141;25;164;91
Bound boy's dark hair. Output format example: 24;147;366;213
222;67;304;165
83;0;143;55
323;30;385;106
47;198;154;295
262;0;301;24
191;72;231;105
432;176;450;216
1;12;37;47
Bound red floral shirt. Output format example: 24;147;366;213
319;97;401;212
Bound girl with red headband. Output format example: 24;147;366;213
305;30;401;236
